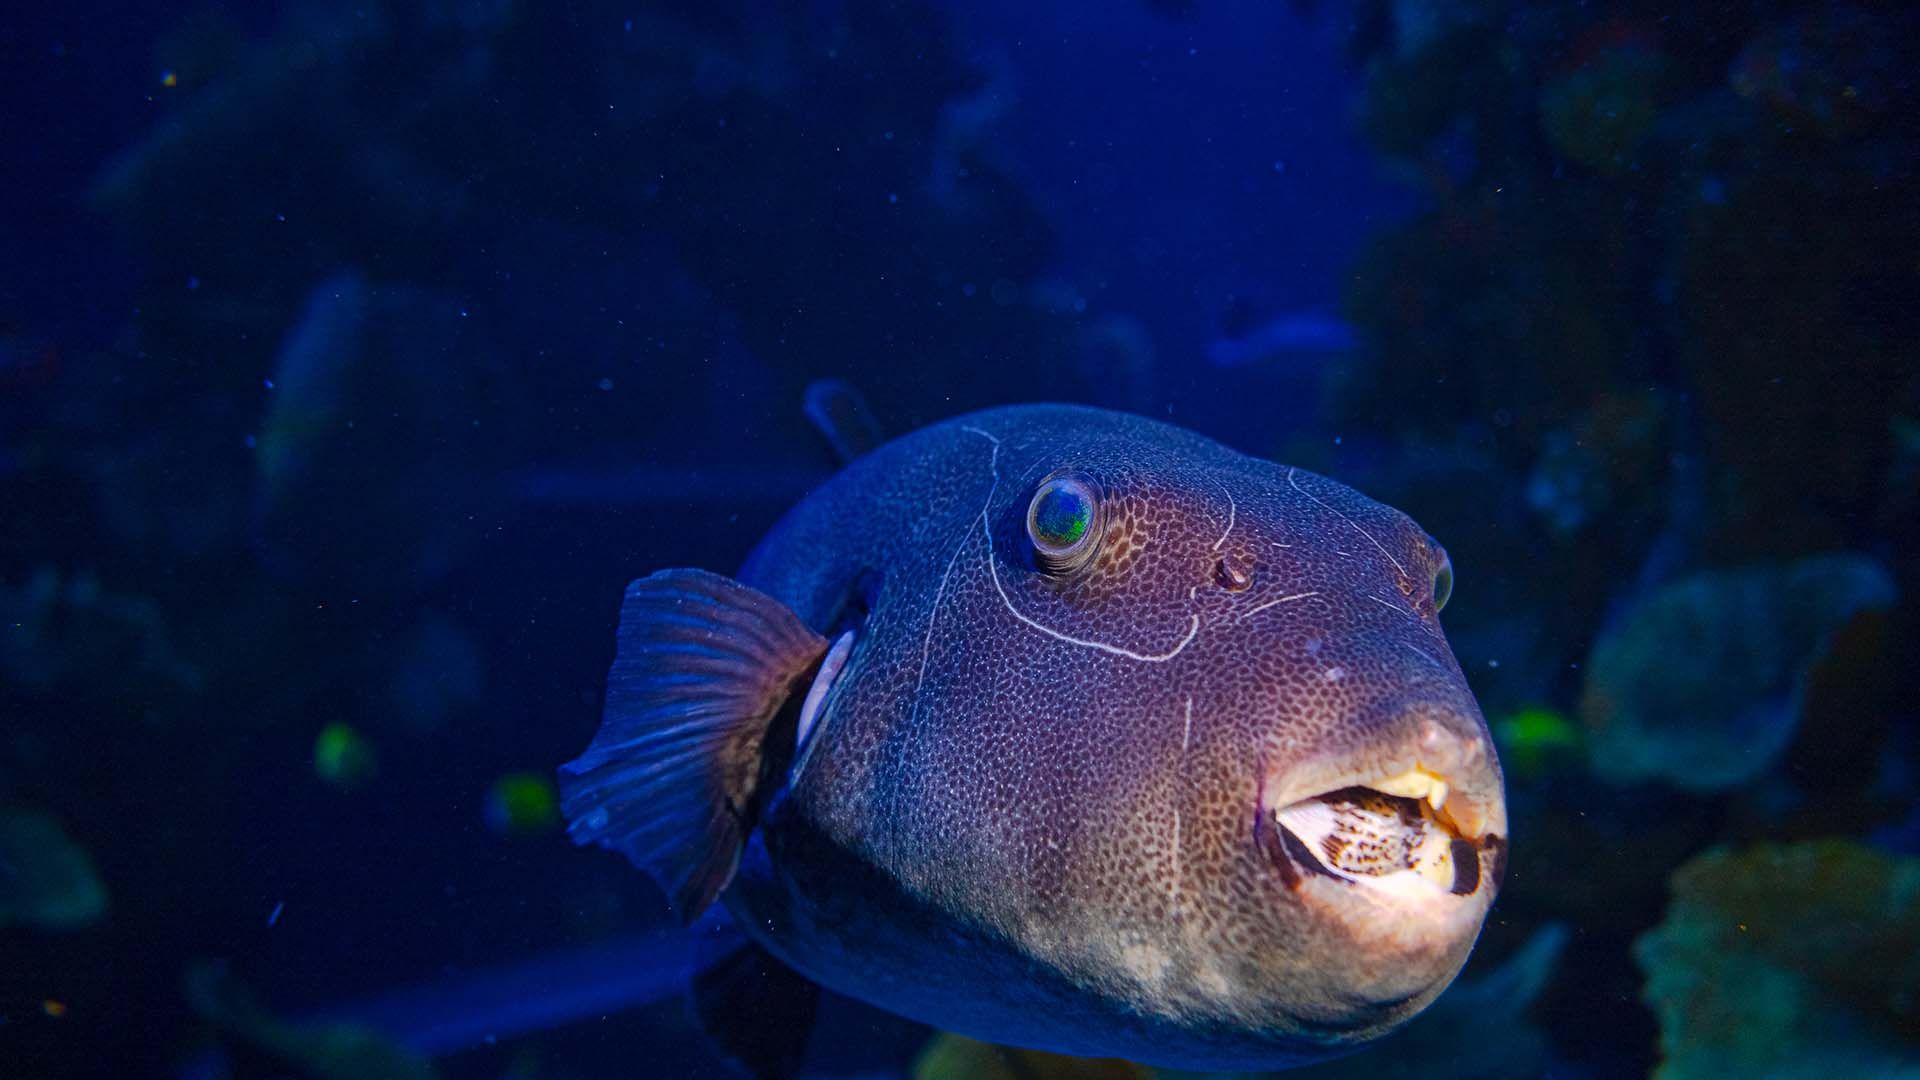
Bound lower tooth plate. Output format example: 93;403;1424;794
1273;789;1458;892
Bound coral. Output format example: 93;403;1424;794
185;960;438;1080
0;567;200;703
1540;44;1666;174
1635;841;1920;1077
0;809;108;932
1580;554;1896;792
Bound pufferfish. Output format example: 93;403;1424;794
559;401;1507;1074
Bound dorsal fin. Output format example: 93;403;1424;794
802;379;884;463
558;570;827;921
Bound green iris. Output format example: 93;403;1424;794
1027;477;1096;564
1432;555;1454;612
1033;488;1089;546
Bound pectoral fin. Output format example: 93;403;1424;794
558;569;827;921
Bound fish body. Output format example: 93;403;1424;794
562;404;1505;1070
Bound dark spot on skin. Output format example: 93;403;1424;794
1449;837;1480;895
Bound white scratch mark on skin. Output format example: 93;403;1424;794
1181;696;1193;752
1236;590;1320;622
1170;808;1183;908
1211;481;1236;551
1368;592;1413;617
908;522;972;727
1270;541;1292;549
1288;468;1409;580
961;425;1199;663
1402;641;1448;674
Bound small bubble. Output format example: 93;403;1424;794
262;378;275;390
596;377;615;391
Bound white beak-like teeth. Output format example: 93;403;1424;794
1369;767;1450;815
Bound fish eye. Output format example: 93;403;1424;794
1026;474;1100;572
1431;551;1454;613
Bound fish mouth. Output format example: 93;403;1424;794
1262;768;1504;901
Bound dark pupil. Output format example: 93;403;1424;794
1034;487;1090;547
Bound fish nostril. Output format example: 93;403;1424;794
1215;557;1253;592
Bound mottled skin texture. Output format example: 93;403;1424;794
729;405;1503;1069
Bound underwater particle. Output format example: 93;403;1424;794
42;999;67;1019
1579;553;1896;792
1635;841;1920;1077
484;774;560;837
314;723;377;790
1493;706;1580;778
0;808;109;932
911;1032;1151;1080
